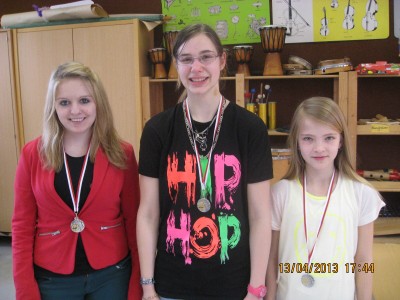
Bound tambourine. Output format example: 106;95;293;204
148;47;167;79
286;69;313;75
288;55;313;70
232;45;253;76
314;57;353;75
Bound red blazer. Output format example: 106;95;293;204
12;137;141;300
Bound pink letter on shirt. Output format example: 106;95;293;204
166;210;192;264
214;153;241;210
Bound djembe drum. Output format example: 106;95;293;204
232;45;253;76
259;25;287;76
163;30;179;79
148;48;167;79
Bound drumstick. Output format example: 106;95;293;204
250;88;256;103
265;84;271;104
282;0;311;27
244;92;252;105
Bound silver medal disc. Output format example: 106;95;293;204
70;217;85;233
197;198;211;213
301;273;315;287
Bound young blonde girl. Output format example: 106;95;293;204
267;97;385;300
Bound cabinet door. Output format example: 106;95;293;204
73;24;139;149
0;31;19;232
16;29;73;143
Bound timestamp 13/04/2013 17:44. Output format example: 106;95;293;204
278;262;375;274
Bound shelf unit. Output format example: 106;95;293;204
347;72;400;192
142;72;349;134
141;72;350;185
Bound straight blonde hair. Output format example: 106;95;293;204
40;61;127;171
284;97;371;186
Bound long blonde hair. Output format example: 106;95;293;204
284;97;370;185
40;61;127;171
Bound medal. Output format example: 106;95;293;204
64;145;91;233
197;198;211;213
184;97;225;213
301;274;315;287
70;216;85;233
302;170;336;284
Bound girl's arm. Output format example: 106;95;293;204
355;222;374;300
266;230;280;300
245;180;272;300
136;175;160;299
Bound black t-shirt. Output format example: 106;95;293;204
35;154;94;276
139;101;273;299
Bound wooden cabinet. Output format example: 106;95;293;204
0;30;20;232
141;72;350;184
13;19;153;152
0;19;153;233
347;72;400;192
347;72;400;236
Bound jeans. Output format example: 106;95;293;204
35;256;131;300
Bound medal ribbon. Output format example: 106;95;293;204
303;170;336;264
185;96;223;194
63;146;91;215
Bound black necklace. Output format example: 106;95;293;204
190;114;217;152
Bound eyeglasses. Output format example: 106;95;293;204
176;53;220;66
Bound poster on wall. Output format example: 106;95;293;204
272;0;389;43
162;0;270;45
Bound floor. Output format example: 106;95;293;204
0;235;15;300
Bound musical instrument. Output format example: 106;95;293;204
148;48;167;79
343;0;355;30
330;0;339;9
163;30;179;79
357;169;400;181
362;0;378;32
288;55;313;70
232;45;254;76
259;25;287;76
284;0;297;36
282;0;311;34
320;7;329;36
283;56;313;75
314;57;353;75
222;48;231;77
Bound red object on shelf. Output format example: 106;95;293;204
355;61;400;75
357;169;400;181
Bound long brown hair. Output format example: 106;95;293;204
40;61;127;171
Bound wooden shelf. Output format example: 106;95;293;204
149;76;236;83
358;74;400;78
268;130;288;136
369;181;400;192
245;75;339;79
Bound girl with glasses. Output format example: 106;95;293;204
137;23;273;300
